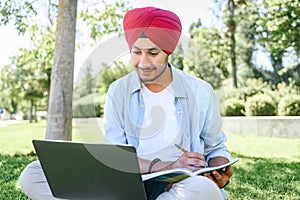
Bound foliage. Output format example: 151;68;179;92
276;79;300;96
0;66;22;116
0;0;37;34
169;43;184;70
256;0;300;85
278;94;300;116
225;98;245;116
188;21;229;89
245;93;276;116
73;63;96;100
73;93;105;118
97;61;132;93
225;78;271;101
233;2;261;86
212;0;300;88
73;61;132;118
257;0;300;58
79;0;131;40
223;78;300;116
0;25;54;120
265;79;300;107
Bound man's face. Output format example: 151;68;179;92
131;38;168;83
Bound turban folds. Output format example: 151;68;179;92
123;7;182;55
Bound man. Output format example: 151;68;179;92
19;6;232;200
104;6;232;200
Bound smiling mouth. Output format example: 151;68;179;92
137;67;156;74
138;66;155;71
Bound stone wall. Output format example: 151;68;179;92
74;117;300;138
222;116;300;138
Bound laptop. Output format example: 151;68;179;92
32;139;148;200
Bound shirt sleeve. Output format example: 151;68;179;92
202;84;231;162
103;82;128;144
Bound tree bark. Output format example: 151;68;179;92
46;0;78;140
29;99;33;123
228;0;238;88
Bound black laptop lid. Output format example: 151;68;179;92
33;140;147;200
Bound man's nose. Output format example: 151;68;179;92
139;54;150;67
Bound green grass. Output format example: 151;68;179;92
226;133;300;160
225;134;300;199
0;121;46;155
0;121;299;199
0;153;36;199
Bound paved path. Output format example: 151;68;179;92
0;120;23;128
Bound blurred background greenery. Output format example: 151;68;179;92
0;0;299;121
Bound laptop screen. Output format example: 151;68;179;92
33;140;147;200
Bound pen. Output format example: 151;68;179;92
175;143;188;153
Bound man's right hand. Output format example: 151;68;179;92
170;152;206;171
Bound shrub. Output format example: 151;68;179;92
73;103;101;118
225;98;245;116
245;94;276;116
73;93;105;118
278;94;300;116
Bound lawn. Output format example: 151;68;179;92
0;120;299;199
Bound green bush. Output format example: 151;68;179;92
278;94;300;116
225;87;258;101
225;98;245;116
245;94;277;116
73;103;100;118
73;93;105;118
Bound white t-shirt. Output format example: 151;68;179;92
137;83;183;161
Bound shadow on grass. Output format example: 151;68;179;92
227;152;300;200
0;152;37;200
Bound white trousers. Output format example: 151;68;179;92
19;161;225;200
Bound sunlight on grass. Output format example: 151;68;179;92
0;121;46;155
226;133;300;161
0;120;105;155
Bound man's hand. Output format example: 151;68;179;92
170;152;206;172
203;166;232;188
203;156;233;188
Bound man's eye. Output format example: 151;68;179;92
149;52;159;56
132;51;141;55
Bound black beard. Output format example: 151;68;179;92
137;63;169;83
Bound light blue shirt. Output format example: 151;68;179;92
103;65;231;163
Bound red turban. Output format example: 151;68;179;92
123;7;182;55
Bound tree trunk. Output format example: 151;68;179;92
228;0;238;88
34;103;38;122
46;0;78;140
29;99;33;123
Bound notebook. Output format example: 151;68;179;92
32;139;147;200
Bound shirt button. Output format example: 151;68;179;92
177;110;181;114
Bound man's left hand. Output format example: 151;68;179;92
203;156;233;188
203;166;232;188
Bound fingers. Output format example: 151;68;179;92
174;152;206;170
225;166;233;178
203;166;233;188
184;152;206;169
185;152;205;159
